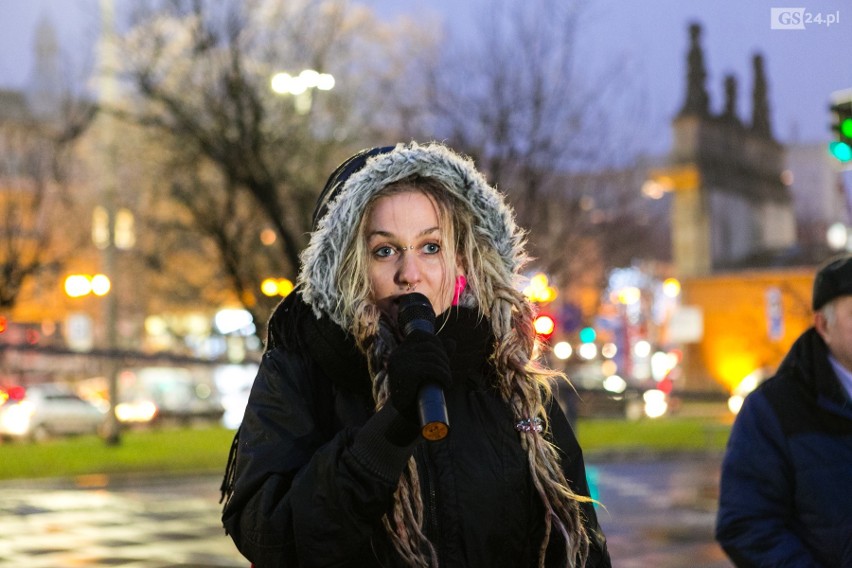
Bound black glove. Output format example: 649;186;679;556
387;329;453;424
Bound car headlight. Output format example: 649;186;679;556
1;401;35;435
115;400;158;423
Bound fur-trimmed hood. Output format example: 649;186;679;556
298;141;527;330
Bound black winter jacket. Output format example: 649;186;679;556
222;295;610;567
716;328;852;567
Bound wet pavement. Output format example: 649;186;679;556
592;454;732;567
0;454;732;567
0;474;244;567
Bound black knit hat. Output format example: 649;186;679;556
812;254;852;310
311;146;395;230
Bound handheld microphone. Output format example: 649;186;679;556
397;293;450;441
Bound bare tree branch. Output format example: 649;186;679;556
106;0;429;334
0;97;95;310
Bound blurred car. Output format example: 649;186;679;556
558;361;669;420
0;384;105;442
116;367;225;426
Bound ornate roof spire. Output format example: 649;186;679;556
28;15;62;119
721;74;739;123
751;54;773;138
679;22;710;117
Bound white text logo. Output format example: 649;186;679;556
771;8;840;29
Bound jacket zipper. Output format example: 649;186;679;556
419;444;441;560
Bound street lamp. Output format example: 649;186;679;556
522;272;558;303
64;274;112;298
826;222;850;251
261;277;294;298
270;69;335;114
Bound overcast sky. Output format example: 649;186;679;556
1;0;850;158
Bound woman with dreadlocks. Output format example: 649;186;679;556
221;142;610;567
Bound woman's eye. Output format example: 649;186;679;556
423;242;441;254
373;246;396;258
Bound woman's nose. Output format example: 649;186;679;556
397;251;422;287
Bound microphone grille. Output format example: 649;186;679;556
398;293;436;335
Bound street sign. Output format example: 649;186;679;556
765;287;784;342
66;313;94;352
667;306;704;343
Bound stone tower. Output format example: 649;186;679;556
668;23;795;277
27;16;63;120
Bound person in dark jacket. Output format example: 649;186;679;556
221;142;610;567
716;254;852;567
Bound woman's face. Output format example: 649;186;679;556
365;190;460;321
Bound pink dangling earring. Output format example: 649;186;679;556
452;275;467;306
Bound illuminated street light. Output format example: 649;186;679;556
261;277;295;297
603;374;627;393
826;222;849;251
64;274;111;298
633;340;652;359
641;180;667;200
578;342;598;360
601;342;618;358
523;272;558;303
553;341;573;360
645;164;700;193
65;275;92;298
615;286;641;305
662;278;681;298
271;69;335;114
261;279;279;297
91;274;112;296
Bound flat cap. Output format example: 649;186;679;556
812;254;852;311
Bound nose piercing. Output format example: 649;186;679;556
406;283;414;291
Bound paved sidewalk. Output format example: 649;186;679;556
0;475;247;567
592;456;732;568
0;457;732;567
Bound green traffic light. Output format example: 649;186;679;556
578;326;596;343
829;140;852;162
841;118;852;139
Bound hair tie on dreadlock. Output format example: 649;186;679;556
515;417;543;433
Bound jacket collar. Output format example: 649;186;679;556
778;327;849;407
266;289;372;395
